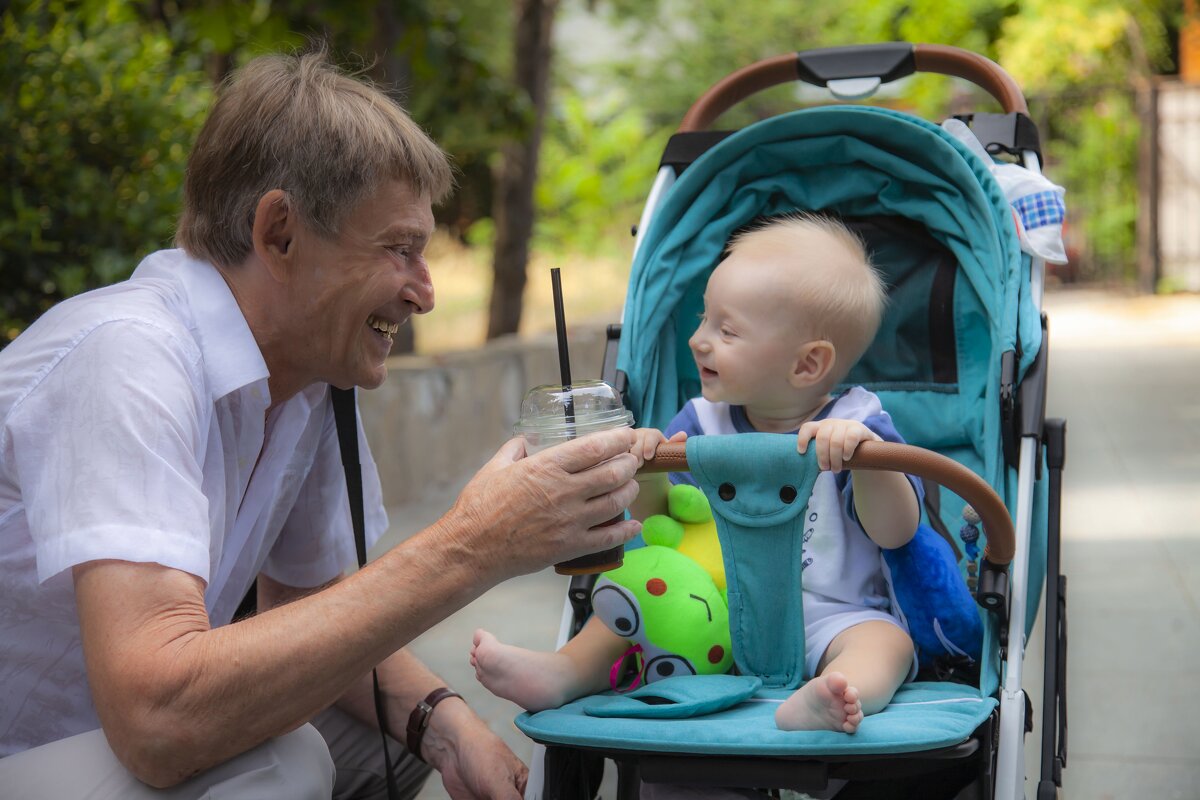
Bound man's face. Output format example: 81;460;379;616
286;179;435;391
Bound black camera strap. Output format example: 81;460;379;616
331;386;400;800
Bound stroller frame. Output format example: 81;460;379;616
525;43;1068;800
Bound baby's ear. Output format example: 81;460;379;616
790;340;836;388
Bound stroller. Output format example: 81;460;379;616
517;43;1068;800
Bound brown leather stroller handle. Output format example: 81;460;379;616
679;43;1027;133
912;44;1028;115
639;439;1015;567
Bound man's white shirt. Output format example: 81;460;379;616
0;249;387;756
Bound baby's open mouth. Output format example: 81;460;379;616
367;314;399;343
699;367;718;379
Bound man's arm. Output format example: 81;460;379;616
74;429;641;788
258;575;527;798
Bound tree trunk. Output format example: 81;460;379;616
486;0;558;340
369;0;418;354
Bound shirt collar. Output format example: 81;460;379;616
132;249;271;402
730;393;841;434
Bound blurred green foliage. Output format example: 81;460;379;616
534;93;668;256
588;0;1180;282
2;1;210;341
0;0;523;342
0;0;1186;345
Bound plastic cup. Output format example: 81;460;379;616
514;380;634;575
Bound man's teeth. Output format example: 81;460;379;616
367;315;399;337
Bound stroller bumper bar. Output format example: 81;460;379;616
641;439;1015;569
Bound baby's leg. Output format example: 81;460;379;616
775;620;913;733
471;616;627;712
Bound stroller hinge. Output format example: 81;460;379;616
976;558;1010;630
1000;350;1018;469
567;573;599;638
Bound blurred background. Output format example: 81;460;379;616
5;3;1200;800
2;0;1198;354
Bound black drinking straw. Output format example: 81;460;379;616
550;268;576;426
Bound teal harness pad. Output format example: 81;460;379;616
687;433;818;689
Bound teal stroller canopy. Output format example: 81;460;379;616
618;106;1042;499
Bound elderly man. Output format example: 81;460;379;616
0;49;641;799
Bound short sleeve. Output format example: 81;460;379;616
261;396;388;588
5;321;212;583
843;405;925;524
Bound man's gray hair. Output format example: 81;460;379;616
176;47;453;268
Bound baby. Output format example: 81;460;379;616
472;213;921;735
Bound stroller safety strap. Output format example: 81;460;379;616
686;433;820;689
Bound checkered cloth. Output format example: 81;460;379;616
1012;190;1065;230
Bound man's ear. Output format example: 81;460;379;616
790;339;837;388
251;190;294;282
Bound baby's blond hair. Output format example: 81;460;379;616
727;213;886;383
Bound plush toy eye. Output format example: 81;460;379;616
643;654;696;681
592;584;641;637
718;482;736;501
779;485;797;504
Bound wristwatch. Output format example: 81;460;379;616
405;687;463;762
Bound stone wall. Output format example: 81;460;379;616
356;326;609;509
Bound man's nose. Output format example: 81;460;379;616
403;268;435;315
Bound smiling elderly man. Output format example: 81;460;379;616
0;49;642;799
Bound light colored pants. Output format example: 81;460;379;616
0;705;432;800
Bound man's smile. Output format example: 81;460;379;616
366;314;400;343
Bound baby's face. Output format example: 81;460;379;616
688;255;815;409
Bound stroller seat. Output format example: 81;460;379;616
519;434;1006;774
519;681;995;758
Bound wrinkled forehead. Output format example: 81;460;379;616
341;178;435;242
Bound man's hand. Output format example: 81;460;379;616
797;418;881;473
421;698;527;800
436;428;643;580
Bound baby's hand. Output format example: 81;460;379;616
797;419;881;473
631;428;687;463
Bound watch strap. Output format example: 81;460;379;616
406;687;463;762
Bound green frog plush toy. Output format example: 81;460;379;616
591;484;733;688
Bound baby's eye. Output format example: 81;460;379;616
720;327;736;338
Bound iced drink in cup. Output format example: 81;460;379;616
514;380;634;575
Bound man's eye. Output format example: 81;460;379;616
389;245;410;259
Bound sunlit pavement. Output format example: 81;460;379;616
381;287;1200;799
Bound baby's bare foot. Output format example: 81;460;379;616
774;671;864;734
470;629;579;712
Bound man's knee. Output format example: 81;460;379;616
268;723;336;800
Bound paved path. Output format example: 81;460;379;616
1040;289;1200;800
381;287;1200;799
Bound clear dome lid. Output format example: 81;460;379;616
513;380;633;436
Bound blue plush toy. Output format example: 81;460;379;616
882;523;984;669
